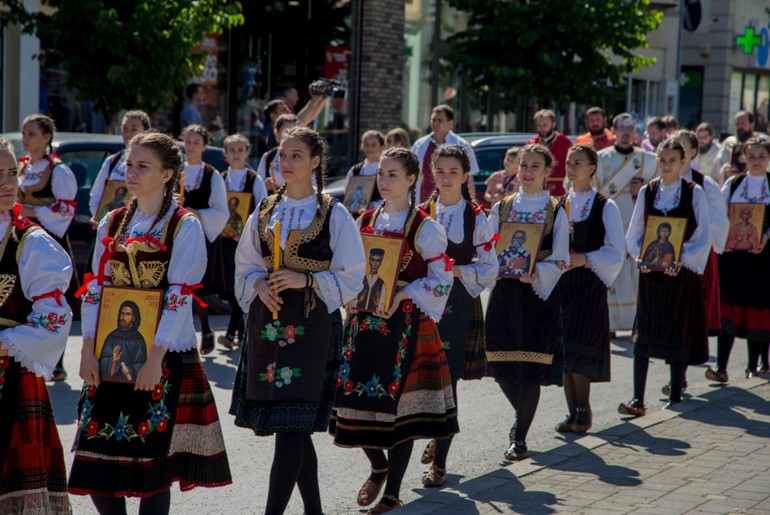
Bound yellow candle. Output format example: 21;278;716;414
179;172;185;195
269;162;275;178
272;221;281;320
565;200;570;219
429;200;436;220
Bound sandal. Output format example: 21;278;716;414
420;439;436;465
357;467;388;507
368;494;403;514
504;440;529;461
554;413;575;433
421;465;446;487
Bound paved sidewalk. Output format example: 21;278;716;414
400;379;770;514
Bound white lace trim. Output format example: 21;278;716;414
154;337;197;352
518;188;550;201
586;253;614;288
0;334;53;380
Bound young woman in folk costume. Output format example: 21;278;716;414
555;144;625;434
486;143;569;460
708;138;770;382
69;132;232;514
619;139;711;417
230;126;364;515
417;144;498;487
330;147;457;514
216;133;267;351
661;130;728;395
18;113;78;381
180;124;229;355
0;137;72;514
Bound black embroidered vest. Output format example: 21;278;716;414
0;219;39;329
562;193;607;254
183;164;216;210
729;173;770;232
645;178;697;241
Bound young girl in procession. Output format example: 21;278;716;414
216;133;267;350
19;113;78;381
707;137;770;382
619;139;711;416
0;137;72;514
385;128;411;150
484;146;521;206
69;131;232;514
89;110;151;225
343;130;386;214
418;144;498;487
555;144;625;434
330;147;458;513
180;124;229;354
230;126;364;515
257;114;300;192
486;143;569;460
663;130;728;394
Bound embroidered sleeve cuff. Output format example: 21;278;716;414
586;253;615;288
314;271;345;312
0;335;54;380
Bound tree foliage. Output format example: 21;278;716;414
445;0;663;107
6;0;243;125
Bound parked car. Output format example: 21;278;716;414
5;132;227;273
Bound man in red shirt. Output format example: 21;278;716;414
527;109;572;195
574;106;615;152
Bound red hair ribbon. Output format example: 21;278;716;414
12;204;25;230
95;236;116;287
476;234;502;252
50;199;77;214
124;234;167;251
32;289;64;306
426;253;454;272
170;282;208;308
18;156;30;164
472;204;484;216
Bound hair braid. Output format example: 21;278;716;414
116;198;139;238
148;185;175;234
461;179;479;208
315;165;324;219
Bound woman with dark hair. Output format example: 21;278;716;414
231;126;365;515
555;144;624;434
331;147;457;513
620;139;710;416
486;143;569;460
70;131;232;515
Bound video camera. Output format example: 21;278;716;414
310;78;346;99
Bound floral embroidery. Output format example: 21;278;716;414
26;311;68;333
438;211;454;232
351;374;388;398
183;164;205;191
79;360;172;443
654;182;681;215
0;356;9;399
553;260;569;271
442;340;451;350
260;320;306;347
507;208;546;223
259;362;302;387
84;291;101;305
359;315;390;334
421;283;451;297
331;272;344;306
163;292;188;311
738;177;770;204
225;170;247;192
118;228;162;246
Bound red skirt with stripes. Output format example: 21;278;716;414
0;360;69;514
701;250;721;336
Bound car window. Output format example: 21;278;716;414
58;149;112;216
474;148;507;181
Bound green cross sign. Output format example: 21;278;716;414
736;27;763;54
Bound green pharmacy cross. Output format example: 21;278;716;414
736;27;763;55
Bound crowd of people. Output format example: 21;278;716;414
1;100;770;515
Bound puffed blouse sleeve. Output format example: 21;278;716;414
253;175;268;206
196;170;229;242
155;215;207;351
314;203;365;312
0;229;73;380
625;185;648;260
89;155;112;217
234;212;265;312
81;215;112;341
32;163;77;238
680;185;711;274
402;219;453;322
456;211;499;298
585;198;626;288
532;207;570;300
703;175;728;253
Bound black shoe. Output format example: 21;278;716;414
705;367;729;383
50;368;68;382
661;381;688;396
200;331;215;355
554;413;575;433
572;407;592;433
663;399;681;410
618;398;646;417
503;440;529;461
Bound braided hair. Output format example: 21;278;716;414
272;126;329;219
379;147;420;232
22;114;56;157
115;131;183;238
428;144;479;209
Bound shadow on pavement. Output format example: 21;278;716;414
48;379;82;425
599;427;690;456
679;385;770;438
531;442;642;487
200;355;238;390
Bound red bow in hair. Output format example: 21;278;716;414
33;289;64;306
124;233;167;251
426;252;454;272
472;204;484;216
476;234;502;252
18;156;30;164
170;283;208;308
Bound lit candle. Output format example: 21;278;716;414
429;200;436;220
179;172;185;195
272;221;281;320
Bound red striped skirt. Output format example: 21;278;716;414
0;361;69;514
701;250;721;335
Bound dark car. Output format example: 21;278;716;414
6;132;227;273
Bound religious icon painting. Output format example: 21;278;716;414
495;222;545;278
640;215;688;272
725;203;765;252
94;286;163;384
221;191;252;239
343;175;377;214
96;180;132;222
356;233;405;313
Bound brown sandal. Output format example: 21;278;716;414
367;494;403;514
420;439;436;464
421;465;446;487
357;467;388;507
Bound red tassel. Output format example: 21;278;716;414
476;234;502;252
426;253;454;272
170;282;208;308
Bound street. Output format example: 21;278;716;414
51;296;759;514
